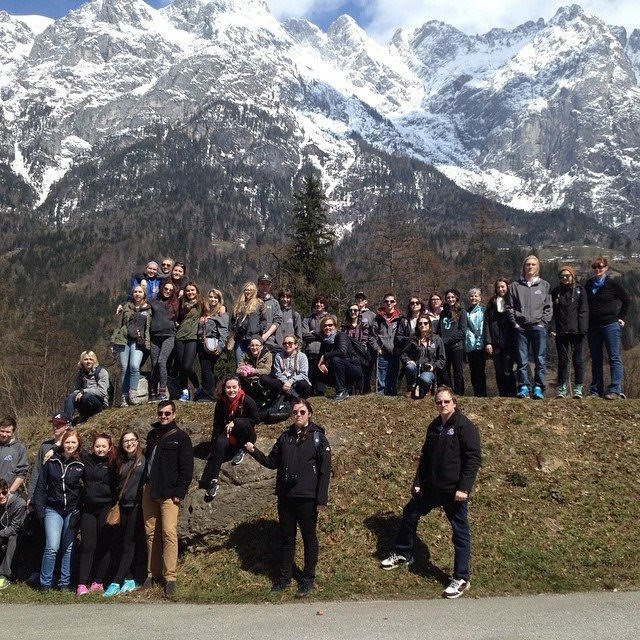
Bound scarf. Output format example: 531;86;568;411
322;330;337;345
591;274;607;295
223;387;246;417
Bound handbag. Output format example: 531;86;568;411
106;458;139;527
200;318;219;354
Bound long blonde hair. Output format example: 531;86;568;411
233;281;261;317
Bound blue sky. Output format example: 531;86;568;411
1;1;637;41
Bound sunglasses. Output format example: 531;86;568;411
323;323;335;328
410;301;421;305
559;273;572;279
282;341;295;346
292;409;308;416
161;262;172;267
158;411;173;417
418;321;430;326
591;264;605;269
385;299;396;304
435;399;452;406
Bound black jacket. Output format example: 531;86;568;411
150;298;176;337
413;411;481;495
81;451;117;508
483;299;514;351
319;331;359;363
212;394;260;442
550;283;589;334
394;317;416;352
585;276;630;328
33;452;85;519
144;422;194;500
437;306;468;350
249;422;331;505
400;335;446;370
117;454;146;507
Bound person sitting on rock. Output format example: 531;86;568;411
317;315;362;401
236;337;274;406
202;375;260;501
262;336;312;401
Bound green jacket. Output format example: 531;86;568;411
176;304;200;341
111;302;152;349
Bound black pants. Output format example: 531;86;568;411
466;350;487;397
306;353;327;396
555;334;584;385
442;347;464;395
491;348;516;397
277;497;318;584
175;339;199;390
203;426;257;485
362;349;377;394
197;344;220;400
111;504;147;585
260;375;312;399
325;357;362;393
78;504;113;586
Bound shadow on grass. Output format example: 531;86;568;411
364;513;450;586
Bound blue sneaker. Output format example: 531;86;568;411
532;385;544;400
119;579;137;593
179;389;190;402
517;385;529;398
103;583;121;597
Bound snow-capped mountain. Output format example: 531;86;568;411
1;0;639;228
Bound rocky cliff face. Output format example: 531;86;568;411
1;1;639;228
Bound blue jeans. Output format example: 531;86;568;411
588;322;623;395
62;392;103;422
117;341;145;395
394;493;471;581
41;507;77;588
377;353;399;395
234;339;250;365
404;362;435;392
515;325;547;389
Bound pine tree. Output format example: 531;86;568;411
285;173;340;298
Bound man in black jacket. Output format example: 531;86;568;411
142;400;193;596
381;386;481;599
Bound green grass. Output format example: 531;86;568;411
2;396;640;603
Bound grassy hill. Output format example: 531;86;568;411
3;395;640;603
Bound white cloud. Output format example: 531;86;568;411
266;1;640;42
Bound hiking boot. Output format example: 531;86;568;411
269;580;290;594
443;578;470;599
532;385;544;400
179;389;190;402
204;479;219;502
164;581;176;597
380;552;414;570
0;576;10;589
573;384;583;399
231;449;245;465
103;583;121;597
120;579;137;593
295;580;314;598
556;384;567;398
516;385;529;398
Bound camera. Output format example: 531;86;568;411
284;473;298;489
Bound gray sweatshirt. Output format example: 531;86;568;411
507;277;553;327
0;437;29;487
260;294;283;350
275;307;302;349
273;351;310;384
74;367;110;407
0;492;26;538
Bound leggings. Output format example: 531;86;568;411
78;504;113;586
111;504;147;585
150;335;175;393
442;347;465;395
198;344;219;401
175;339;199;390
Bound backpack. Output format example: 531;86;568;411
348;336;370;366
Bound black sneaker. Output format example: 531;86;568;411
231;449;245;465
295;580;314;598
204;480;219;502
164;581;176;597
269;580;290;594
141;576;161;590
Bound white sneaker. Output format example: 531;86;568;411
443;578;470;599
380;552;414;570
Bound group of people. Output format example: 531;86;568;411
58;253;630;429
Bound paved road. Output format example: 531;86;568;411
5;591;639;639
